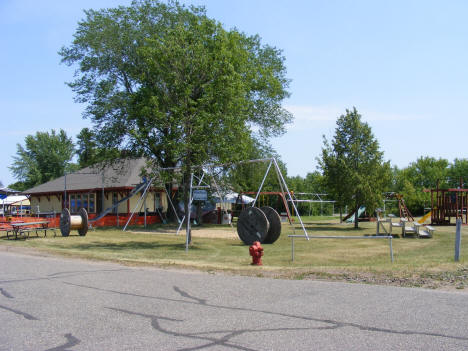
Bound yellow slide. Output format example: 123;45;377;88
418;211;432;224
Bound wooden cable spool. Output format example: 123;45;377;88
60;208;88;237
260;206;282;244
237;206;282;245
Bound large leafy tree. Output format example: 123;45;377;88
393;156;449;214
447;158;468;187
319;108;391;227
60;0;292;224
9;130;76;190
76;128;125;168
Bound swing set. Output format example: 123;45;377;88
121;158;308;251
237;191;293;223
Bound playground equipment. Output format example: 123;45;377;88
376;193;435;237
417;211;432;224
345;206;366;223
424;180;468;225
289;192;336;216
238;191;292;223
137;158;307;251
385;193;414;221
376;214;435;238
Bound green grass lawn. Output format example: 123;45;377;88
1;218;467;289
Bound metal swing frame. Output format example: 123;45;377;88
122;158;308;252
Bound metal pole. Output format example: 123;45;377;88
291;236;295;261
186;173;194;252
389;236;394;263
123;178;154;231
102;172;105;215
455;218;462;261
252;160;273;207
64;172;67;209
164;186;181;223
176;216;185;235
143;191;148;228
273;159;308;239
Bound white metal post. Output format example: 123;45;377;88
144;192;147;228
123;179;154;231
252;160;273;207
186;173;194;252
455;218;462;261
164;187;181;223
273;159;309;239
271;160;294;232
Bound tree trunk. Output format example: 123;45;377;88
196;202;203;225
339;206;343;223
165;182;177;222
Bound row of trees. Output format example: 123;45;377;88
290;157;468;221
8;128;123;191
9;112;467;224
286;108;468;226
6;1;467;228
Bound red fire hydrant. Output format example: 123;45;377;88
249;241;264;266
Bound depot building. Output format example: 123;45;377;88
22;158;169;226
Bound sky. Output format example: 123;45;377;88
1;0;468;187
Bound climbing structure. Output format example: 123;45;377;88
425;180;468;225
386;193;414;222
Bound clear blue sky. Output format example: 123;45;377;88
1;0;467;187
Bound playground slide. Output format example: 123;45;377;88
345;206;366;223
417;211;432;224
89;180;150;223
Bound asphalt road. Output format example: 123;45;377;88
0;249;467;351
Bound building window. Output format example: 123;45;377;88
69;193;96;214
154;192;161;210
112;193;118;214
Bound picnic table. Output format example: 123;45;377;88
8;221;56;240
0;221;23;238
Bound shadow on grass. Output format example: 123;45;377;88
294;225;368;232
67;241;201;252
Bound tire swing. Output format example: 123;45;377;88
236;206;282;245
60;208;89;237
